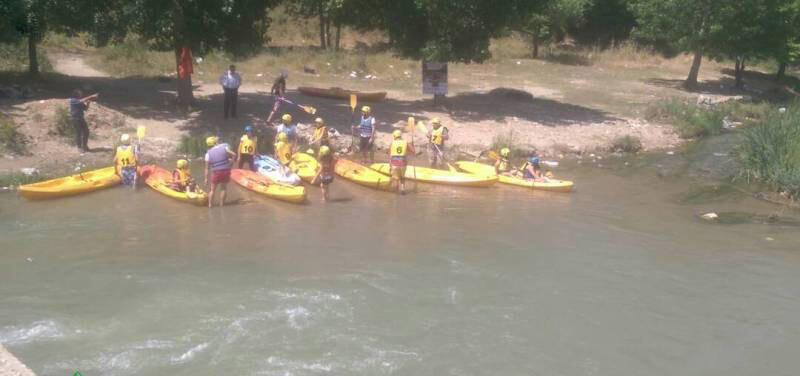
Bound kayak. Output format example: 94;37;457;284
19;166;121;200
370;163;497;188
139;165;208;205
288;153;320;183
297;86;387;102
255;155;302;185
231;169;306;204
335;158;392;190
455;161;574;192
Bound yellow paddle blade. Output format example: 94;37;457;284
136;125;146;140
407;116;415;133
487;151;500;161
301;105;317;115
416;121;428;134
350;94;357;110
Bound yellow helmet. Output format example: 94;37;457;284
392;129;402;139
306;148;314;154
361;106;371;114
315;117;324;126
206;136;218;147
277;132;288;142
431;117;441;126
501;147;510;157
177;159;189;169
120;133;131;145
282;114;292;123
319;145;331;156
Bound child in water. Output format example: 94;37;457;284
113;134;139;187
171;159;199;193
494;148;513;176
313;146;335;202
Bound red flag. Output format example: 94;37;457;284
178;47;193;79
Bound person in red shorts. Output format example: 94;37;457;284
204;136;236;208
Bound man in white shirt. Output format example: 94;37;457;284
219;64;242;119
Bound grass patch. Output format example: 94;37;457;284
646;98;728;139
0;113;28;155
0;172;48;187
609;135;642;153
737;101;800;199
49;106;74;140
489;130;530;159
0;40;53;73
86;38;176;77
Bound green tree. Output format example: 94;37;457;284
570;0;636;48
516;0;591;58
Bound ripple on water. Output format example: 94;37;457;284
0;320;66;345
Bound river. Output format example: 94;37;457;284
2;161;799;376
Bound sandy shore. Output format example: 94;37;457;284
0;344;36;376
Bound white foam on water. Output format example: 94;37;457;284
171;342;210;364
285;306;311;330
0;320;66;345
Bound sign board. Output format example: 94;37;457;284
422;61;448;96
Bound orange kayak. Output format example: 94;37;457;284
230;169;306;204
297;86;387;102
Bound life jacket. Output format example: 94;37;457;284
173;168;191;185
390;139;408;159
274;141;292;165
313;127;329;144
207;143;232;171
115;145;136;170
497;157;510;173
239;134;256;155
278;124;296;139
359;116;374;137
430;126;446;145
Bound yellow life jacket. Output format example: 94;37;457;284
174;168;191;184
390;139;408;158
430;126;445;145
115;145;136;169
497;158;510;172
275;141;292;164
239;135;256;155
313;127;328;143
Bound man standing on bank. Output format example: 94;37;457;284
68;89;97;152
219;64;242;119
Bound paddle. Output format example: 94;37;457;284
132;125;146;189
407;116;418;193
415;120;456;172
278;97;317;115
348;94;357;154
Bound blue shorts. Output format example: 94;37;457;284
121;167;137;186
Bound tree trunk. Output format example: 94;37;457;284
318;9;327;49
335;22;341;51
776;62;786;81
532;33;540;59
173;0;193;112
325;17;332;49
685;50;703;89
28;34;39;76
734;56;746;89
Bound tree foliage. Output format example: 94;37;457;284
515;0;591;57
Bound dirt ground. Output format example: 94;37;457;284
0;344;36;376
0;50;789;177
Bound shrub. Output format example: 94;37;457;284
50;106;74;139
0;114;28;155
646;98;726;139
737;102;800;199
610;135;643;153
489;130;528;159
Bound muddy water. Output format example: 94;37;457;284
2;163;800;376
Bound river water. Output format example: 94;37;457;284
2;161;799;376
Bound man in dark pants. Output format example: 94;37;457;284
219;64;242;119
68;89;96;152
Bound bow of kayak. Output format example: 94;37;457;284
335;158;392;190
289;153;320;183
139;165;208;205
231;169;306;203
19;166;121;200
455;161;574;192
255;155;302;185
370;163;497;187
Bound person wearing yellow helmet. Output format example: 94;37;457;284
495;147;512;175
273;131;294;167
312;145;336;202
311;117;330;149
388;129;415;194
427;117;449;168
171;159;198;193
237;124;257;171
351;105;376;163
113;133;139;188
204;135;236;208
276;113;297;144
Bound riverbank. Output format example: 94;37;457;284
0;344;36;376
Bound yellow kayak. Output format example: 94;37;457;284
455;161;574;192
335;158;392;190
19;166;121;200
289;153;320;183
140;165;208;205
370;163;497;187
231;169;306;204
